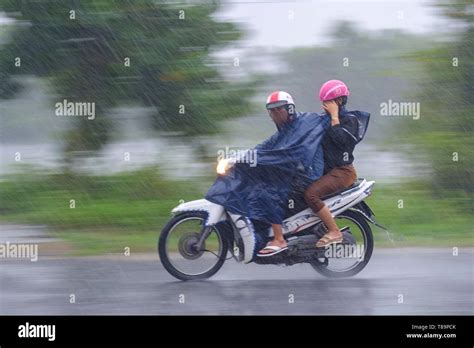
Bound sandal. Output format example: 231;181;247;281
257;244;288;257
316;233;343;248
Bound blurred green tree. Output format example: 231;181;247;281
0;0;254;156
402;0;473;204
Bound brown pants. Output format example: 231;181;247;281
304;164;357;213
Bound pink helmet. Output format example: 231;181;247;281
319;80;350;101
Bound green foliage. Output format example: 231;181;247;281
367;180;473;247
0;167;203;230
399;1;473;201
0;0;255;153
1;171;472;254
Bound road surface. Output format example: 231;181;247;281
1;225;472;315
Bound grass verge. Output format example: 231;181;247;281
0;169;472;255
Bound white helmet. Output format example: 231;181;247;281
265;91;295;112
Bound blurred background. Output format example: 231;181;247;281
0;0;472;255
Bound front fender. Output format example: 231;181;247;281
171;199;227;226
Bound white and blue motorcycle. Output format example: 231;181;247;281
158;159;385;281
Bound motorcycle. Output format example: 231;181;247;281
158;159;386;281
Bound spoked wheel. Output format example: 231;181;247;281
158;212;229;281
310;210;373;278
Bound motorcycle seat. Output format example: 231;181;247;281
284;178;366;218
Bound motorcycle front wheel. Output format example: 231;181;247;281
158;212;229;281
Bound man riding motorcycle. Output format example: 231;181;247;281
258;91;330;256
205;91;330;260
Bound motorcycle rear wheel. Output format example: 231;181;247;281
310;209;373;278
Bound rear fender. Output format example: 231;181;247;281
351;201;388;231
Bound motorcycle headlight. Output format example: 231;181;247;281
217;158;232;175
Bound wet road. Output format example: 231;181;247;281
1;248;473;315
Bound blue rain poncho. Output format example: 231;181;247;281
205;112;330;224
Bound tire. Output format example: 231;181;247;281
158;212;229;281
310;209;374;278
